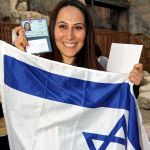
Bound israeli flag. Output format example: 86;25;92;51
0;40;150;150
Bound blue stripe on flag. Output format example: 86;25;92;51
4;55;132;109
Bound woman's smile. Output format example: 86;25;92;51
63;42;77;48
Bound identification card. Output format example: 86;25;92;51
20;19;52;54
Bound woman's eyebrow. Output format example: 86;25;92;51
56;21;85;26
56;21;67;24
74;23;85;26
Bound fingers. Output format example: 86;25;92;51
134;63;143;72
14;26;25;35
14;36;26;51
129;63;144;85
13;26;28;51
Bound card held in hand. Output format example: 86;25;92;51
20;19;52;54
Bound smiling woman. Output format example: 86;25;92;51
49;0;103;70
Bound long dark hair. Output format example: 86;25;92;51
49;0;104;71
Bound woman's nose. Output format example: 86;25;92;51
66;28;75;40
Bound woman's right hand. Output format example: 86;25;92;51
12;26;28;51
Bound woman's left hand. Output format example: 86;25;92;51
129;63;144;85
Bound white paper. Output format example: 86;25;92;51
26;39;49;54
106;43;143;73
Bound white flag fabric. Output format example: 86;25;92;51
0;40;150;150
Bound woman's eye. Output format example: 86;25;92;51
75;26;82;30
59;24;67;29
74;26;83;30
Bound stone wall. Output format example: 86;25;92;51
0;0;11;22
138;71;150;109
118;9;128;31
10;0;49;23
129;0;150;35
29;0;60;14
0;0;49;23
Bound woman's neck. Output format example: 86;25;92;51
62;56;75;65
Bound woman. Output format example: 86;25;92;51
23;22;31;31
13;0;143;85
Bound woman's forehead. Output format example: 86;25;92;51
56;6;85;23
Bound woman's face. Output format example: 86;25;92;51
54;6;86;64
24;23;30;31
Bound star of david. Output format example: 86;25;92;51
83;115;127;150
